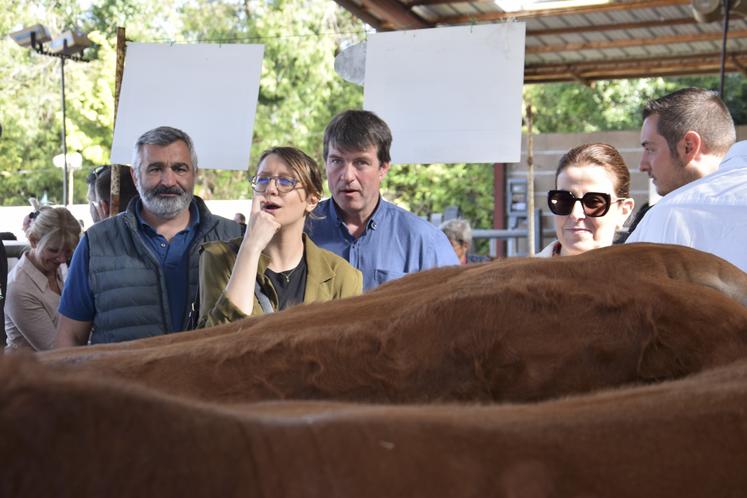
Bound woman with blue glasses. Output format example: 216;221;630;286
197;146;362;327
538;143;635;257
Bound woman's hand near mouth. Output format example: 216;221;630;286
246;195;281;253
223;196;281;316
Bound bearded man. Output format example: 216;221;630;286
56;127;241;346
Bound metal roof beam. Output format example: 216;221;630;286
527;16;697;37
526;28;747;54
355;0;432;30
405;0;470;5
437;0;691;24
333;0;386;30
732;55;747;77
524;50;747;82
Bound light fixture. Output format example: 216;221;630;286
8;24;51;48
494;0;611;13
49;30;92;56
9;24;92;206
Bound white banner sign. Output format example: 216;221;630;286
364;23;525;164
111;42;264;171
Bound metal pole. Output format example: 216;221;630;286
60;56;69;206
719;0;731;97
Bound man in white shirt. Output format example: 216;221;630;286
625;88;747;271
628;137;746;271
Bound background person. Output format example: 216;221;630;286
440;218;490;264
199;147;361;327
233;211;247;235
87;165;139;223
0;236;6;346
5;207;80;352
306;109;458;290
539;143;634;257
56;126;241;347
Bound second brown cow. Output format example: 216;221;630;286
43;243;747;405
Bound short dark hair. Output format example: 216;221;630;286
642;87;736;157
556;143;631;199
323;110;392;165
89;165;139;212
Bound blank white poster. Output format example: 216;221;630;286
111;43;264;171
364;23;525;164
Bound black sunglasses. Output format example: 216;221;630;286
547;190;618;217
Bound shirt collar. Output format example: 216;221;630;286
330;196;385;231
19;253;58;291
719;140;747;171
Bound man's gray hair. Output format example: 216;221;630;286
131;126;198;176
440;218;472;247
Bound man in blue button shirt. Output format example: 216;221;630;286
56;126;240;346
306;110;459;291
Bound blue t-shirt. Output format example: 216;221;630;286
305;198;459;290
59;200;200;332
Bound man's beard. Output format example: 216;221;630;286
138;184;193;219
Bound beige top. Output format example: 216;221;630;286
4;253;66;352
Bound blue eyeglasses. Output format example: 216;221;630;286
250;176;299;193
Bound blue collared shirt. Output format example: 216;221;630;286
59;199;200;332
305;198;459;290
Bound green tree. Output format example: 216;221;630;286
383;163;494;233
524;74;747;134
184;0;365;201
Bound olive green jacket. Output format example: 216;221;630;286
197;234;362;328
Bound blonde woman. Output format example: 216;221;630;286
5;207;81;351
198;147;362;327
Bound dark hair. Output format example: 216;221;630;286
323;110;392;165
555;143;631;198
132;126;198;175
89;165;138;212
256;146;324;205
642;87;736;157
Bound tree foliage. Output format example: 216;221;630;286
0;0;365;205
524;74;747;134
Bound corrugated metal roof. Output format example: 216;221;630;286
333;0;747;83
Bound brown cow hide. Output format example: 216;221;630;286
42;243;747;405
3;353;747;498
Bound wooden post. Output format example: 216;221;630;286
525;103;535;256
492;163;506;258
110;27;127;216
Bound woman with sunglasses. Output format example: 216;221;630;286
197;146;362;327
539;143;635;257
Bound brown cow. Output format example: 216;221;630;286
42;244;747;405
3;353;747;498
